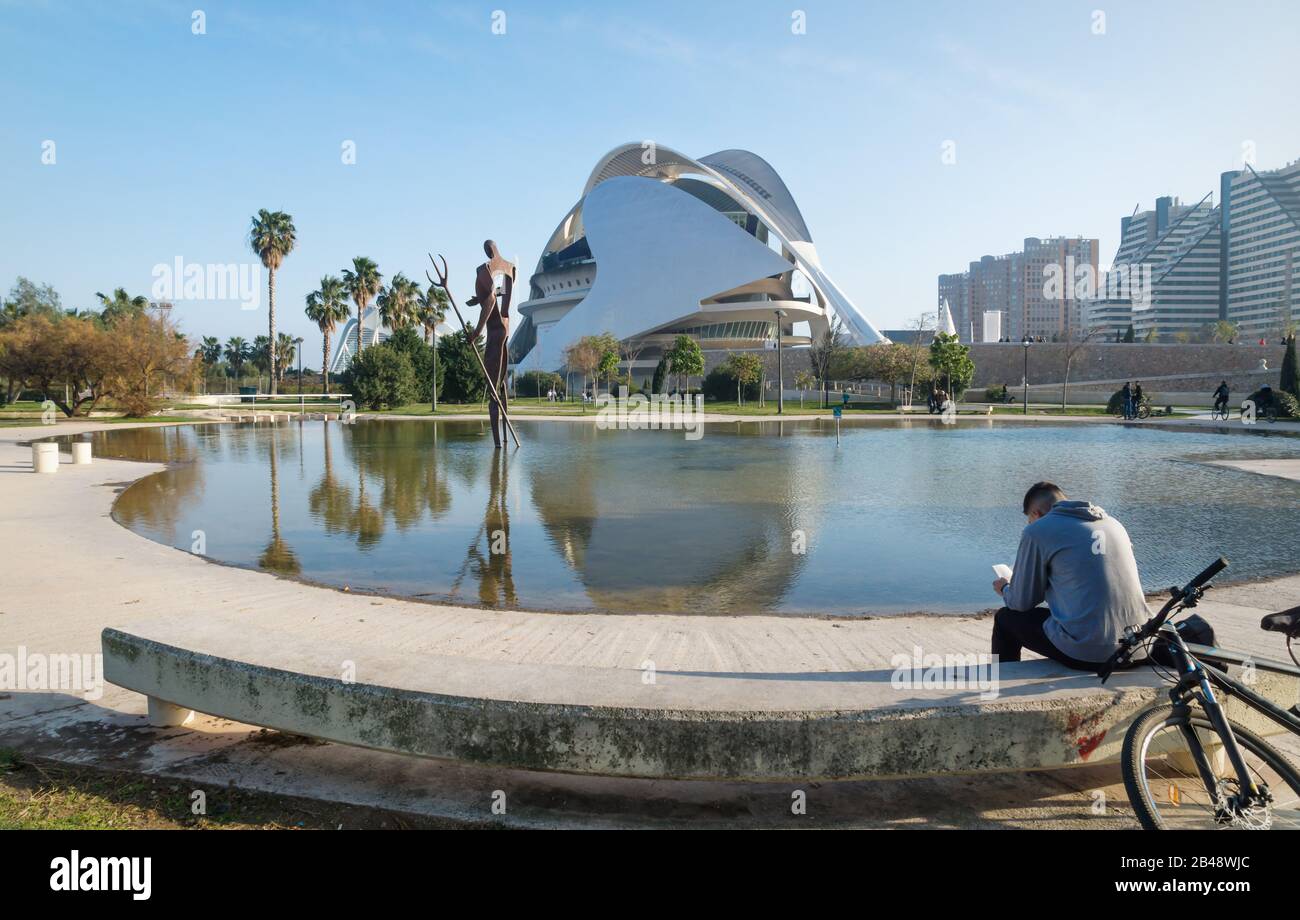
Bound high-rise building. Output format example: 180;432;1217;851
937;237;1097;342
1083;195;1220;340
1084;160;1300;342
1223;161;1300;337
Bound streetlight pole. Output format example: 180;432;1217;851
295;337;304;398
1021;335;1031;415
774;309;787;415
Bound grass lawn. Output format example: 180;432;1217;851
0;747;472;830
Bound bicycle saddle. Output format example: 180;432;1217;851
1261;605;1300;637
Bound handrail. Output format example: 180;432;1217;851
213;392;354;416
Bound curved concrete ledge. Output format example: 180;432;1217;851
101;620;1297;781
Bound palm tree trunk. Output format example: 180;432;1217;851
356;304;364;361
323;332;331;395
268;267;278;395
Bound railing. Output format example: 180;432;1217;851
212;393;354;417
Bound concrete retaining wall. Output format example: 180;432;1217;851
101;628;1298;781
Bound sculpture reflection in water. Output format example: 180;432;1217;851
451;448;516;607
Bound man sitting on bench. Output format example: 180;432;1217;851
991;481;1150;672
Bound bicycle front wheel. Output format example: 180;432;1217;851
1122;705;1300;829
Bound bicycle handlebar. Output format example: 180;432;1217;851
1185;557;1228;594
1098;556;1229;682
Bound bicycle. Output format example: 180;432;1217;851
1209;401;1231;421
1100;557;1300;829
1113;397;1152;421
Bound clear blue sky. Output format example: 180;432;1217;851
4;0;1299;348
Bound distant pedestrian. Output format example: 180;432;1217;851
1121;381;1133;420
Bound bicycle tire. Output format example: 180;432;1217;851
1137;404;1151;420
1122;704;1300;830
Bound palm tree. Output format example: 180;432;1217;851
417;283;449;410
194;336;222;395
342;257;382;363
248;209;297;395
305;275;351;394
95;288;149;325
251;335;271;391
378;272;419;334
224;336;252;386
275;332;298;389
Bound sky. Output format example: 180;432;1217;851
3;0;1300;353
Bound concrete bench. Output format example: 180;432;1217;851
102;614;1299;781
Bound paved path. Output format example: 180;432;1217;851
2;418;1297;827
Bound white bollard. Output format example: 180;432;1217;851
147;696;195;727
32;442;59;474
71;441;92;465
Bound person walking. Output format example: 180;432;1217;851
1120;381;1133;420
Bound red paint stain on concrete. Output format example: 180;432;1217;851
1076;731;1107;759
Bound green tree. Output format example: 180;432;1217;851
666;335;704;393
928;332;975;397
1282;334;1300;401
195;336;222;393
275;332;297;388
305;275;351;394
437;329;486;403
651;356;667;394
595;332;621;393
224;336;252;382
384;326;443;403
1122;325;1135;343
247;209;297;394
251;335;272;390
809;317;848;407
2;277;62;328
721;352;763;405
343;257;383;363
517;370;563;397
95;288;148;325
378;273;419;334
415;283;449;410
341;344;416;410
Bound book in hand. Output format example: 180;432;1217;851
992;564;1013;582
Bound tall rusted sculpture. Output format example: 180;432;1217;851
427;242;519;448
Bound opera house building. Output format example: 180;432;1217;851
510;143;887;376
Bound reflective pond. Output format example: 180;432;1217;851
93;418;1300;617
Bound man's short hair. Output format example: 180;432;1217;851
1022;481;1066;515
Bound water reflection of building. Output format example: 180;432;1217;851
525;425;811;613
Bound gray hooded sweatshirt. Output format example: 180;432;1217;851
1001;500;1150;662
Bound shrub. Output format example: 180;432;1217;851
436;330;486;404
342;346;416;409
517;369;563;398
1246;386;1299;418
703;366;759;402
383;326;442;403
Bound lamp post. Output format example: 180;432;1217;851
774;308;787;415
294;337;304;395
1021;335;1031;415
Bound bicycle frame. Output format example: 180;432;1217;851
1159;626;1300;811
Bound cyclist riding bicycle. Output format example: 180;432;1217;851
1212;380;1229;416
1257;384;1276;419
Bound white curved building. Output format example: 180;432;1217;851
511;143;887;375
